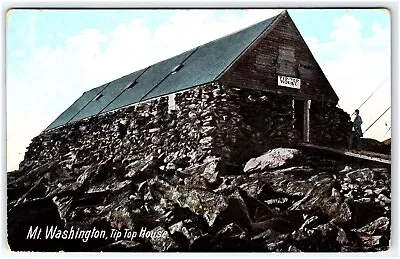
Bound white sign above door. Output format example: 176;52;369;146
278;75;301;89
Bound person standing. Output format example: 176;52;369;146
350;109;363;150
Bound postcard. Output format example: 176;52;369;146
6;8;391;252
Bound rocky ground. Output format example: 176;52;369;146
7;147;390;252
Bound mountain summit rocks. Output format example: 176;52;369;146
7;146;390;252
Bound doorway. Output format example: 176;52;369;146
292;98;311;142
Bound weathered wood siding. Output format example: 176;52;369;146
219;11;339;104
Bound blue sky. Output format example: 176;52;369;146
6;9;391;170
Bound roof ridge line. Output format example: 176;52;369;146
196;13;280;49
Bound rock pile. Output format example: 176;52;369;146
8;147;390;252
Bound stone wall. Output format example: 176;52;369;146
20;83;300;174
19;82;350;175
22;86;211;173
209;85;297;165
309;101;352;147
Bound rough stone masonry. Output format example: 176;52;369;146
7;82;390;252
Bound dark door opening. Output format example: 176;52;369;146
293;99;305;141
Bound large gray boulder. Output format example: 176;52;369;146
244;148;303;173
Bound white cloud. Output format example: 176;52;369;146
330;14;362;47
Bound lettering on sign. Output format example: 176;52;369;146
277;75;301;89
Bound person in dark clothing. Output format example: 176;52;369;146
349;109;363;150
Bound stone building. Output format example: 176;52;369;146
41;10;349;168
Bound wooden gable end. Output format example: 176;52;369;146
218;11;339;104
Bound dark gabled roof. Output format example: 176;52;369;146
45;14;279;131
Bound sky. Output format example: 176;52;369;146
6;8;391;171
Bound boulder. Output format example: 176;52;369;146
244;148;303;173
